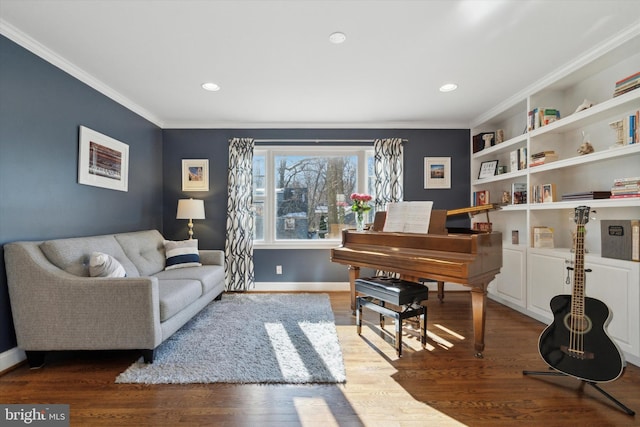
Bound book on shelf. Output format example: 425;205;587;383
561;191;611;201
531;226;554;249
518;147;527;170
613;176;640;185
509;150;519;172
473;190;490;206
511;182;527;204
610;193;640;199
620;111;639;144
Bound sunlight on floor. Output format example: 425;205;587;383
293;397;339;427
336;324;469;426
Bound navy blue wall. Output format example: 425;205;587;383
162;128;470;283
0;33;470;357
0;35;163;353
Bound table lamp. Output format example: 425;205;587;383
176;198;205;239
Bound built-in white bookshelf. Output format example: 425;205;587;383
469;24;640;366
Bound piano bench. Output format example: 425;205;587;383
355;277;428;356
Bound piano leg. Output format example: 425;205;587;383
470;284;488;358
348;265;360;312
437;281;445;303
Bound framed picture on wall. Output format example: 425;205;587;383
78;126;129;192
182;159;209;191
424;157;451;189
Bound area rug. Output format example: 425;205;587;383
115;293;346;384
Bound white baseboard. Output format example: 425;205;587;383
252;282;350;292
0;347;25;373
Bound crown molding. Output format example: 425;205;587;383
470;21;640;128
0;19;164;128
160;120;469;130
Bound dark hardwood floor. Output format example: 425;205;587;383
1;291;638;426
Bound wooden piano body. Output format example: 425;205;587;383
330;210;502;356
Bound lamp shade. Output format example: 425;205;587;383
176;198;205;220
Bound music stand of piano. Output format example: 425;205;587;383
330;208;503;358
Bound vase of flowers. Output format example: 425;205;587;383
350;193;372;232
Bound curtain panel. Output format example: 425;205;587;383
373;137;404;211
224;137;255;291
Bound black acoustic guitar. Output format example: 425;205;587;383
538;206;624;383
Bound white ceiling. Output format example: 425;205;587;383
1;0;640;129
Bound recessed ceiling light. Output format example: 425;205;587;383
439;83;458;92
201;82;220;92
329;32;346;44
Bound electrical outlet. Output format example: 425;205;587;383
276;265;283;275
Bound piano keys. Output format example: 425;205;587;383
330;213;502;357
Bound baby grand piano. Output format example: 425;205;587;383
330;207;502;357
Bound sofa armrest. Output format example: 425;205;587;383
199;249;224;266
4;242;162;351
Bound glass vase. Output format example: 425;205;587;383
356;211;364;232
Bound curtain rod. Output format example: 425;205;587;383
253;138;408;143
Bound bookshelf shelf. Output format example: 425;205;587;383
470;24;640;365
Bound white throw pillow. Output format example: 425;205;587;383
164;239;201;270
89;252;127;277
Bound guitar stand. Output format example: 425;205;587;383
522;369;635;416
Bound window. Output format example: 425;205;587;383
253;146;375;247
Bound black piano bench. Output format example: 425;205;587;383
355;277;428;356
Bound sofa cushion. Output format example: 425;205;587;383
154;265;225;295
40;235;140;277
115;230;166;276
89;252;126;277
157;279;203;321
164;239;201;270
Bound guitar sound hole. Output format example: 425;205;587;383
563;313;592;334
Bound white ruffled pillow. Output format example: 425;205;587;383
89;252;127;278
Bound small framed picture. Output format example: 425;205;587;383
424;157;451;189
478;160;499;179
182;159;209;191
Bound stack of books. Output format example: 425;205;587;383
614;71;640;97
529;150;558;167
611;176;640;199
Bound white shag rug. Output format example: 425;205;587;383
115;293;346;384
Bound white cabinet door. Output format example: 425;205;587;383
527;250;568;321
489;246;526;308
583;257;640;360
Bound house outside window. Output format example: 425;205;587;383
253;146;374;248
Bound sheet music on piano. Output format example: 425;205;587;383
382;201;433;234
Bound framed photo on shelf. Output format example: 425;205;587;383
182;159;209;191
478;160;499;179
424;157;451;189
78;126;129;192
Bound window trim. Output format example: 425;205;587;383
253;145;374;249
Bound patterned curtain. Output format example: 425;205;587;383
373;137;404;211
224;138;255;291
373;138;404;278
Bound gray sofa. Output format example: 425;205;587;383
4;230;225;367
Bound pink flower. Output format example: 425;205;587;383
350;193;372;212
